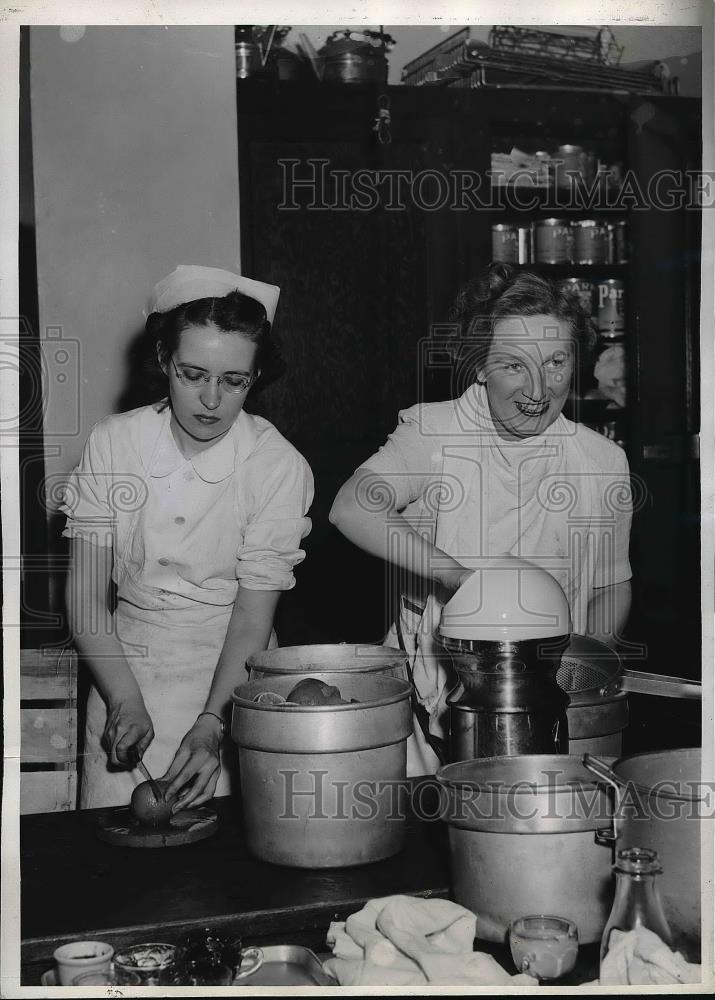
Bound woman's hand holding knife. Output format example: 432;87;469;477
102;695;154;767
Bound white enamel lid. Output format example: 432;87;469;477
439;556;572;641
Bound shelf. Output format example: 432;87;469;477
488;183;630;215
507;263;627;277
568;398;627;412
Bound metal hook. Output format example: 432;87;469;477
373;95;392;145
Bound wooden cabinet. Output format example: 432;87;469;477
236;80;701;677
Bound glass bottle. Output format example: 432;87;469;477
600;847;673;966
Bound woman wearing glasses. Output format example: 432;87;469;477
63;266;313;809
330;264;632;775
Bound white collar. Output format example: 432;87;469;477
140;404;257;483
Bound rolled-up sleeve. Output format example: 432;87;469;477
237;449;314;591
61;421;115;547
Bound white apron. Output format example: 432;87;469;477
80;602;237;808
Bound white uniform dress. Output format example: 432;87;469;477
61;402;313;807
360;383;633;776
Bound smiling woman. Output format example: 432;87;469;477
330;264;632;775
62;266;314;809
477;313;575;439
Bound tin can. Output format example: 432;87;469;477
596;279;625;336
555;144;584;188
517;226;531;264
560;277;594;317
535;218;571;263
571;219;608;264
535;151;552;187
558;144;584;170
492;223;518;263
607;220;628;264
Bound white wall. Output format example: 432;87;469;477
30;26;241;484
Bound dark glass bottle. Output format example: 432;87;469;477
600;847;673;966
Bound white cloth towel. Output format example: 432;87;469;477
323;895;531;987
599;927;701;986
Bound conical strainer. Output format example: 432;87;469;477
557;635;701;704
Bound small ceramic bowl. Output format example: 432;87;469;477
53;940;113;986
113;942;176;985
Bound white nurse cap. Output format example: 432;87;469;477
146;265;280;324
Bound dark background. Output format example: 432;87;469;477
19;71;702;749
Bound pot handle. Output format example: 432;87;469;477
582;753;625;794
594;825;616;847
620;669;702;700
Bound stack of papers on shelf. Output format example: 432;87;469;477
491;147;548;186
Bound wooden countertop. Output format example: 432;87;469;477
21;781;451;984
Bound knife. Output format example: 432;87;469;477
127;746;164;802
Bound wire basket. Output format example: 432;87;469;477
488;26;624;66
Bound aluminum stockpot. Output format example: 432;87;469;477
231;672;413;868
436;755;613;944
247;643;409;682
610;748;703;959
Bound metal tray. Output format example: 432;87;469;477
236;945;336;986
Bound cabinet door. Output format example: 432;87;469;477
237;83;484;642
624;96;701;680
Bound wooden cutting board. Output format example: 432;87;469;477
96;806;218;848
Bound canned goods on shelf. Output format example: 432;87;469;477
555;145;584;188
492;223;518;263
534;151;552;186
535;218;571;263
557;143;584;163
517;226;531;264
571;220;608;265
607;220;628;264
596;278;625;337
559;277;594;317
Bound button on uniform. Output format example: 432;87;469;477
158;557;170;566
174;516;186;525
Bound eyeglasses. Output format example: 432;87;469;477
171;357;256;394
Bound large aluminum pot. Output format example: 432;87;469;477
247;643;409;681
601;748;703;960
232;672;412;868
436;755;612;943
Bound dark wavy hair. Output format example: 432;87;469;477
129;290;286;406
451;263;598;380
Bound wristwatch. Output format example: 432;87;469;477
197;711;226;740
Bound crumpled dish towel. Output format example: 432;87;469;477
599;926;701;986
323;895;531;987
